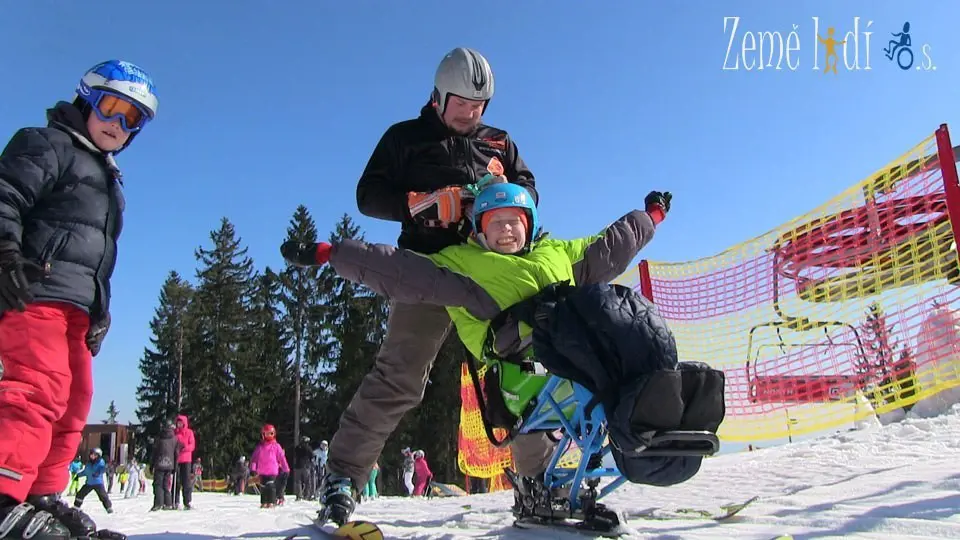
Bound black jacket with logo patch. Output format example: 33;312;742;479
356;103;536;254
0;102;124;321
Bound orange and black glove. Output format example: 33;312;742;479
407;186;467;228
280;241;333;267
644;191;672;225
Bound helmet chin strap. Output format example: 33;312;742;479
475;232;490;250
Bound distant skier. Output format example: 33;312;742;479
293;436;315;500
67;456;84;496
230;456;249;495
192;458;203;492
400;448;415;496
313;440;329;482
412;450;433;497
123;459;141;499
249;424;290;508
74;448;113;514
150;421;181;511
173;415;196;509
362;461;379;500
0;58;158;540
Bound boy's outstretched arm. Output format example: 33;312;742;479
572;191;671;285
281;239;501;321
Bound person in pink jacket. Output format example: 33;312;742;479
412;450;433;497
250;424;290;508
173;414;196;509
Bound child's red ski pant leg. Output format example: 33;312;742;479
414;480;427;496
0;303;90;501
31;305;92;495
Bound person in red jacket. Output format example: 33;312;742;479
173;415;196;509
412;450;433;497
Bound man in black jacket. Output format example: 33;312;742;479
293;436;316;500
0;60;158;540
317;47;536;525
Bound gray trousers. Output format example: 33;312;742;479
327;302;555;484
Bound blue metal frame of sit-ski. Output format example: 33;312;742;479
517;376;628;512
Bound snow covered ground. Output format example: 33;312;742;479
89;406;960;539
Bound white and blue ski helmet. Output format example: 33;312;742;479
433;48;494;115
77;60;159;121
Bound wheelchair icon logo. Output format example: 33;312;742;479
884;22;914;70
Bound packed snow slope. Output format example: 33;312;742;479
95;406;960;539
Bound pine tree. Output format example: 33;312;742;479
184;217;258;475
104;400;119;424
246;267;295;448
135;271;194;461
857;301;918;412
278;205;325;443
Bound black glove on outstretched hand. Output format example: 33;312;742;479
0;240;44;314
280;241;333;267
644;191;672;225
87;312;111;357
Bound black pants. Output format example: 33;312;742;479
259;475;276;505
173;463;193;507
275;471;288;502
294;467;313;499
74;483;111;511
153;470;173;508
231;473;248;495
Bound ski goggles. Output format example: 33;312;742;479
87;88;151;133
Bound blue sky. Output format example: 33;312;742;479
0;2;957;425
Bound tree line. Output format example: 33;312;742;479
134;206;467;494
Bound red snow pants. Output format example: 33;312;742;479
0;302;93;501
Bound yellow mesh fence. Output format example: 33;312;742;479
458;125;960;475
644;128;960;443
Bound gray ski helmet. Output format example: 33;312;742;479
433;47;494;115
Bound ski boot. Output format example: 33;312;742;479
27;494;126;540
0;495;72;539
317;471;357;527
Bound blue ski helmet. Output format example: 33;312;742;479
471;183;540;248
77;60;159;122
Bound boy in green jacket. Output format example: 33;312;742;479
281;183;671;524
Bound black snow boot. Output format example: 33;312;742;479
0;494;72;539
25;495;125;540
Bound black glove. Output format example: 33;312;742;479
0;240;44;313
86;312;111;357
280;241;332;267
644;191;672;225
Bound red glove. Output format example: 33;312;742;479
280;241;332;267
644;191;672;226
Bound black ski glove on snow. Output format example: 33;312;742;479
86;312;111;357
0;240;44;314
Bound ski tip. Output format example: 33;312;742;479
330;520;384;540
